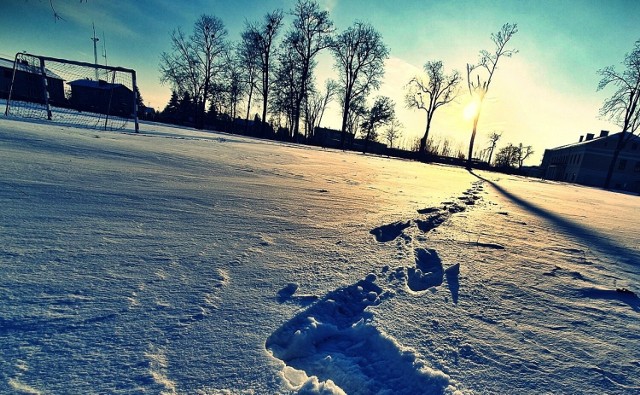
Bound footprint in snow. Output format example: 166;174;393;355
370;220;411;242
266;274;453;394
406;248;445;292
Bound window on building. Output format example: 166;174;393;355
618;159;627;170
635;161;640;172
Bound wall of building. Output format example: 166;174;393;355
541;133;640;192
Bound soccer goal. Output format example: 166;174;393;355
3;52;139;132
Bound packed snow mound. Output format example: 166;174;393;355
266;275;453;395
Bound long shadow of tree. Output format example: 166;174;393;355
469;171;639;267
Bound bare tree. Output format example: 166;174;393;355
361;96;395;153
271;46;302;133
597;39;640;189
384;119;403;149
238;28;261;124
222;50;246;120
159;15;228;130
405;60;461;155
243;10;284;135
305;79;338;138
466;23;518;168
332;21;389;148
487;131;502;164
45;0;88;21
286;0;334;139
345;95;367;145
441;138;452;157
516;143;534;169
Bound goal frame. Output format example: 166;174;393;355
4;53;139;133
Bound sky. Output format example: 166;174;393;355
1;0;639;164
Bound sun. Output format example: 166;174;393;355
463;100;480;120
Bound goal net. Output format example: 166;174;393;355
3;53;139;132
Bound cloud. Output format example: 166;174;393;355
53;1;141;39
317;0;338;12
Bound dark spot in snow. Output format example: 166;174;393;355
475;242;505;250
448;203;466;213
579;287;639;311
415;213;449;233
370;220;411;242
417;207;440;214
617;288;637;297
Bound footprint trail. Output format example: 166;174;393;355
266;181;486;394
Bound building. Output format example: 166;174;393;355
68;79;134;117
0;57;65;105
312;126;388;154
540;130;640;192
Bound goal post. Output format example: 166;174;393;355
4;52;139;133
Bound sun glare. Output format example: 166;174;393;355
463;100;479;120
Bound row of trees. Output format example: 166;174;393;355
157;0;639;180
157;1;527;166
158;0;392;148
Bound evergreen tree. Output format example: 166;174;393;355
161;91;180;123
134;86;145;109
178;91;195;124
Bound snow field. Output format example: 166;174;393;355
0;117;638;394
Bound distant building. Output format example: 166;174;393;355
0;56;65;105
313;126;352;148
540;130;640;192
312;126;387;154
68;79;134;117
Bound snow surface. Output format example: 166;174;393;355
0;117;638;394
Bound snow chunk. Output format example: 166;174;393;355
284;366;347;395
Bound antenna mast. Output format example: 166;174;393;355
91;22;100;81
102;31;108;67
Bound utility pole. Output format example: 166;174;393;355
91;22;99;81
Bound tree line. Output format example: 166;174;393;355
156;0;522;164
156;0;640;177
158;0;391;150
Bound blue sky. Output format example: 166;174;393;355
1;0;639;163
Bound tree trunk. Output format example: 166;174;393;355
419;136;427;155
467;114;480;169
340;97;350;149
199;77;210;130
245;85;253;133
419;113;433;158
293;61;310;141
261;88;269;137
363;127;372;154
